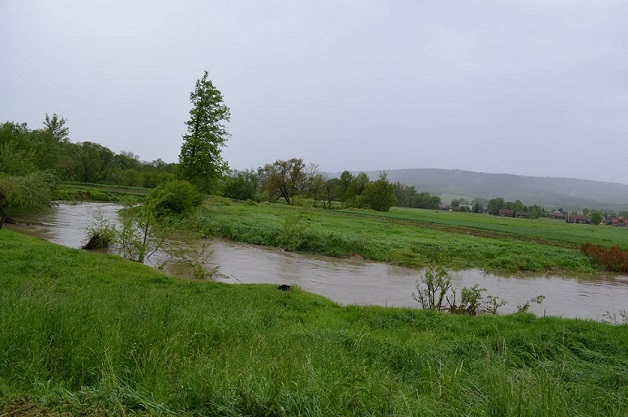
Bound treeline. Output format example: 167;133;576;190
0;115;177;227
221;158;442;211
446;196;547;218
0;116;176;187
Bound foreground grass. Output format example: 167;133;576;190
193;200;626;274
1;230;627;416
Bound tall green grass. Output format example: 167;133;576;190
195;200;610;274
1;229;626;415
54;182;149;202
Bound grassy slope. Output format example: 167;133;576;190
197;200;628;273
1;229;626;416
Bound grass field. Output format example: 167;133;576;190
53;182;149;202
1;229;626;416
192;199;628;274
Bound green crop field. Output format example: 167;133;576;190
1;229;626;416
192;199;628;274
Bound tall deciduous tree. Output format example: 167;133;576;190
260;158;307;205
0;122;36;176
0;171;56;228
178;71;231;193
487;197;506;215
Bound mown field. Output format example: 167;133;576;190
192;199;628;274
1;229;626;416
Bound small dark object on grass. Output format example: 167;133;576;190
277;284;292;291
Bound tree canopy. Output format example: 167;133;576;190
259;158;307;205
178;71;231;193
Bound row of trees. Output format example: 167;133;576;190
0;118;177;187
221;160;397;210
12;72;601;225
220;159;442;212
174;71;441;212
0;114;179;227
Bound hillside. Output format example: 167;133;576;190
358;169;628;210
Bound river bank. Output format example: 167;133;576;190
9;201;628;321
1;228;626;416
196;198;628;274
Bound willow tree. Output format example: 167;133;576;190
178;71;230;193
0;172;56;228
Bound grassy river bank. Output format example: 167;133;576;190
1;229;626;416
193;199;628;274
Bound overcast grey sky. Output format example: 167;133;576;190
2;0;627;183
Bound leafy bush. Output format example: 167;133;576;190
82;212;117;250
149;179;203;217
413;266;452;311
415;267;509;315
0;171;57;227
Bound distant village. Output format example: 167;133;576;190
498;209;628;227
439;201;628;227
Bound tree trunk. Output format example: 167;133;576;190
0;194;6;229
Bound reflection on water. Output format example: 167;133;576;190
8;202;122;249
8;202;628;321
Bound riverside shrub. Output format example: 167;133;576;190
150;179;203;217
580;242;628;273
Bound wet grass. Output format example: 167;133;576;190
53;182;149;202
195;200;626;274
1;229;627;416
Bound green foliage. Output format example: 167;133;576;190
178;71;230;193
448;284;508;315
54;182;149;202
364;172;397;212
277;210;311;250
259;158;307;204
0;171;57;227
0;122;37;175
455;284;487;315
117;200;162;263
82;212;117;249
590;211;603;225
487;197;506;214
1;230;627;416
342;172;370;208
43;113;70;142
115;183;202;263
2;118;177;188
413;265;452;311
149;179;203;218
220;169;260;201
393;182;442;209
517;295;546;313
194;201;621;274
414;269;508;315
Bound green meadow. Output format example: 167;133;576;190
53;182;150;203
193;199;628;274
1;229;627;416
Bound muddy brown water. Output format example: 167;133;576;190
8;202;628;321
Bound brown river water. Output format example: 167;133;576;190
8;202;628;321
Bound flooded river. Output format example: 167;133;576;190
8;202;628;321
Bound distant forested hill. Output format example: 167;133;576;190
350;169;628;210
